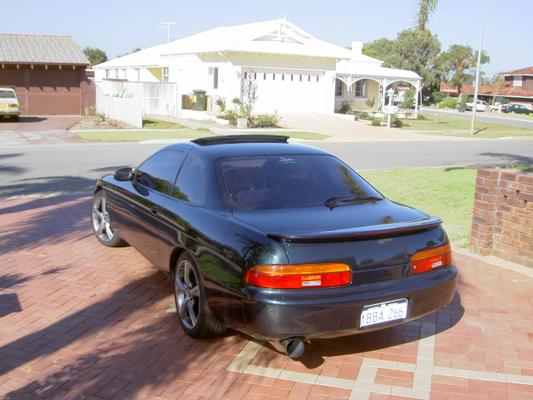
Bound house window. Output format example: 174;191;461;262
282;74;285;81
291;74;294;81
335;79;343;96
316;75;319;83
273;73;276;80
254;72;257;79
105;69;110;79
513;76;523;87
162;67;169;82
263;73;267;80
300;75;303;82
244;71;248;79
308;75;311;82
355;80;367;97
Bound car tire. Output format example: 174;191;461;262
12;116;19;122
91;190;128;247
173;253;226;338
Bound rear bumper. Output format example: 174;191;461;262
0;110;19;116
241;266;457;340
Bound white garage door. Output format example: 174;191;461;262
249;70;332;114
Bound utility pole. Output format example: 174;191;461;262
159;21;175;43
470;0;502;135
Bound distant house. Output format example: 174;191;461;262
93;19;420;115
0;34;93;115
441;66;533;110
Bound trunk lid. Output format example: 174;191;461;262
233;201;443;284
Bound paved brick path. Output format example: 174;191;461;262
0;194;532;399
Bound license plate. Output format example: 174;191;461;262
360;298;408;328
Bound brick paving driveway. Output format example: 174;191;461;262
0;116;82;146
0;194;532;399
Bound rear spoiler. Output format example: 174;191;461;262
267;216;443;243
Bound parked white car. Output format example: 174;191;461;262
0;87;19;121
465;100;488;112
490;102;502;112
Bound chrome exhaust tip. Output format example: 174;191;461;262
280;337;305;360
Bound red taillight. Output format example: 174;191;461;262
8;104;18;109
411;244;452;274
244;263;351;289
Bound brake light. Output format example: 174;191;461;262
244;263;351;289
8;104;18;108
411;244;452;274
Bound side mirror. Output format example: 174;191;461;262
114;167;133;181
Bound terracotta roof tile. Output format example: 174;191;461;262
505;66;533;75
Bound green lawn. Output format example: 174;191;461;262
360;167;477;247
77;128;213;142
403;114;533;138
142;117;187;129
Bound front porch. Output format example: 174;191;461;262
334;66;421;117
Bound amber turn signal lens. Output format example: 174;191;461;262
411;243;452;274
244;263;352;289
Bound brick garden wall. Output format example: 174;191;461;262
470;168;533;267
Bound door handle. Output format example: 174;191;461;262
149;205;160;215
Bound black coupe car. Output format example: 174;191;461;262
91;135;457;359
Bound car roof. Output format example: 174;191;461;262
167;136;329;159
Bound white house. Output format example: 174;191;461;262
94;19;421;115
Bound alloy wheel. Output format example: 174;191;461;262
175;259;201;330
92;195;115;242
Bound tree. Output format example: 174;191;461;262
362;38;395;67
391;29;442;90
83;47;108;66
416;0;439;31
439;44;490;94
364;29;442;94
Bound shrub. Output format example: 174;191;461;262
338;101;352;114
215;98;226;113
223;110;239;127
94;112;106;125
355;111;370;120
252;113;280;128
401;88;416;109
391;114;403;128
438;97;458;109
353;114;359;121
417;113;428;120
431;91;445;104
370;117;382;127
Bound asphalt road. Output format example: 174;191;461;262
2;139;533;198
421;108;533;128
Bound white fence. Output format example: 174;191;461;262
95;81;181;127
96;86;143;127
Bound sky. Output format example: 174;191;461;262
3;0;531;76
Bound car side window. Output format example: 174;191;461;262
135;149;186;194
173;154;206;205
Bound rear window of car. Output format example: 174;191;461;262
217;154;381;209
0;90;16;99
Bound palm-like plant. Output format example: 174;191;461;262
416;0;439;30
